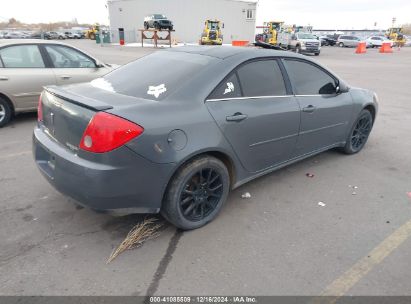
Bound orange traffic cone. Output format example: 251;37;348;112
379;42;393;53
355;42;366;54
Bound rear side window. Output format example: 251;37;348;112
236;60;286;97
284;59;337;95
208;73;241;100
0;45;45;68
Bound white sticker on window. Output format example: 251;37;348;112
224;82;235;95
147;84;167;98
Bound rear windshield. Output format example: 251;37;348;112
93;51;214;100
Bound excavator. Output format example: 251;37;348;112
200;20;223;45
385;27;406;46
85;24;100;40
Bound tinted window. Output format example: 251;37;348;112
285;59;336;95
45;45;96;68
208;73;241;100
0;45;45;68
96;51;214;100
236;60;286;97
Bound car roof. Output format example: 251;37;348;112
0;39;70;47
165;45;302;60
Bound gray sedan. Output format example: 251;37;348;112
33;46;378;230
0;40;117;127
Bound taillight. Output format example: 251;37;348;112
79;112;144;153
37;94;43;122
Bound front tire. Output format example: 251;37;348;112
342;109;373;154
0;97;12;128
161;156;230;230
339;42;344;47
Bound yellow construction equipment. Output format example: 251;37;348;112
385;27;406;46
200;20;223;45
85;24;100;40
263;21;284;45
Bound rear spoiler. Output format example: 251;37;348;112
44;86;113;111
254;41;287;51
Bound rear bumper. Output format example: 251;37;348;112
33;126;175;213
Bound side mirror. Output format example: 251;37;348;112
94;60;105;68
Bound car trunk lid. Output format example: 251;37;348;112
40;85;151;152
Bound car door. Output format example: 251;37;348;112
206;59;301;173
0;44;56;111
283;58;353;157
42;44;109;85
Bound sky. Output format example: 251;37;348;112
1;0;410;29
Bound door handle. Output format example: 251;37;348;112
226;113;248;122
303;105;316;113
0;76;9;81
60;75;72;80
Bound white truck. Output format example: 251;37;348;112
277;31;321;56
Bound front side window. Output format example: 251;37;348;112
237;60;287;97
0;45;45;68
45;45;96;68
284;59;337;95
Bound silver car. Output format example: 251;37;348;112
337;35;365;47
0;40;117;127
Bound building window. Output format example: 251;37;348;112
246;9;255;20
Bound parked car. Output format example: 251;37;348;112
320;35;337;46
29;32;43;39
3;32;26;39
33;47;378;230
337;35;370;48
366;36;394;48
63;31;76;39
45;31;60;40
0;40;119;127
144;14;174;30
73;31;85;39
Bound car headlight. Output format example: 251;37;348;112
301;41;305;46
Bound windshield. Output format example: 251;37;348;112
207;22;219;30
297;33;316;39
154;14;166;19
95;51;215;101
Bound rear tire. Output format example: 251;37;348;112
0;97;12;128
161;156;230;230
342;109;373;154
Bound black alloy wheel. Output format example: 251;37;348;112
161;156;230;230
343;110;373;154
179;168;224;222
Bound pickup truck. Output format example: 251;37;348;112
278;31;321;55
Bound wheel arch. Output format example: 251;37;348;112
160;149;237;207
363;104;376;122
0;92;15;116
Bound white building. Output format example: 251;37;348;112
107;0;258;44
